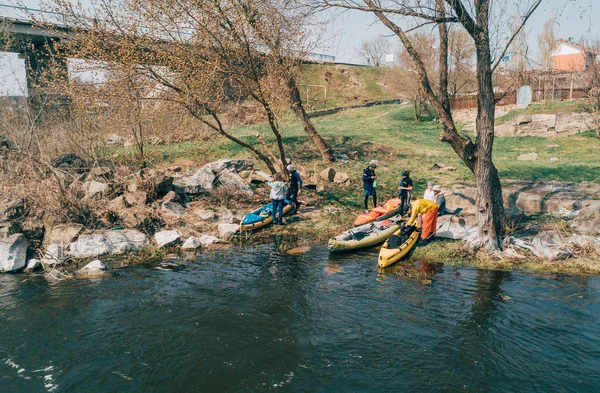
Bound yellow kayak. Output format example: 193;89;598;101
328;217;401;253
240;201;296;232
378;225;420;267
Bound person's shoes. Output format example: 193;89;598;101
364;209;370;214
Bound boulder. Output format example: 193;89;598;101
218;223;239;239
199;235;222;246
567;234;600;247
319;167;336;182
516;153;538;161
154;230;181;248
248;171;272;184
531;231;572;260
333;172;350;184
572;201;600;234
42;243;66;265
77;260;108;276
515;115;532;125
25;258;42;271
0;234;27;272
161;201;186;217
436;215;478;240
109;195;131;211
215;170;253;194
219;210;242;224
46;223;84;245
194;209;217;221
152;174;174;197
515;192;543;215
68;230;148;258
106;134;124;145
69;234;112;259
51;153;88;174
0;198;27;221
125;191;148;206
181;237;202;250
162;191;181;203
550;157;560;162
203;159;254;173
84;180;109;198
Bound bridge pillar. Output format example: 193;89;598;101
19;42;69;109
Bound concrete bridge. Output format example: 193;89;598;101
0;5;336;99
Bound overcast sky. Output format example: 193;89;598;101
0;0;598;95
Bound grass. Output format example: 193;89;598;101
117;103;600;205
495;100;587;125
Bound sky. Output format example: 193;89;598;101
0;0;598;95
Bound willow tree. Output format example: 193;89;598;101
310;0;542;250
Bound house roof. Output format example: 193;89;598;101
554;40;600;56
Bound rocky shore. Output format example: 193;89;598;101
1;155;599;276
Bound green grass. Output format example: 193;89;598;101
114;104;600;206
495;100;587;125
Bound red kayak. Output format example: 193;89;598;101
354;198;402;226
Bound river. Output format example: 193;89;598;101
1;244;599;392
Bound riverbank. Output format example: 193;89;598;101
1;104;599;276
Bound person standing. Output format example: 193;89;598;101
397;171;413;215
268;174;287;225
423;181;436;201
362;160;378;212
286;164;303;212
406;198;439;240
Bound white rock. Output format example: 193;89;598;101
194;209;217;221
218;210;242;224
69;234;112;259
516;153;539;161
154;230;181;248
215;170;253;194
181;237;202;250
42;243;67;265
531;231;572;260
46;224;84;245
104;230;148;254
80;260;107;272
0;234;27;272
436;215;478;240
218;223;239;239
161;201;186;217
199;235;222;246
26;258;42;271
84;180;109;198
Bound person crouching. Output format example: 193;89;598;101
406;198;439;240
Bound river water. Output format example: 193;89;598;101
1;244;599;392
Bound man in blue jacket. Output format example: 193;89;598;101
286;164;303;212
362;160;377;212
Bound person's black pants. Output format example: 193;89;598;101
286;187;300;210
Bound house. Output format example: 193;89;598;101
551;40;599;71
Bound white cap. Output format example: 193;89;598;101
286;164;294;172
433;185;441;191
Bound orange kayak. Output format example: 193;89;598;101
354;198;402;226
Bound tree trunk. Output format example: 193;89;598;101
413;100;421;121
288;78;335;162
473;34;504;251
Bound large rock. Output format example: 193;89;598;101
152;174;174;197
194;209;217;221
218;223;239;239
215;170;253;194
154;230;181;248
333;172;350;184
0;234;27;272
531;231;572;260
515;192;542;215
199;235;222;246
181;237;202;250
25;258;42;272
84;181;109;198
42;243;66;265
515;115;532;125
203;159;254;173
319;168;336;182
69;230;148;258
218;210;242;224
248;171;272;184
436;214;478;240
517;153;539;161
46;224;84;245
572;201;600;234
173;167;214;196
77;260;108;277
161;201;186;217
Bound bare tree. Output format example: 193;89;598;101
357;36;391;66
308;0;543;251
537;17;557;71
448;27;475;97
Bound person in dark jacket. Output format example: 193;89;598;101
286;164;302;212
362;160;377;211
398;170;413;215
433;185;454;215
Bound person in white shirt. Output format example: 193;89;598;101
423;181;436;201
268;173;287;225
